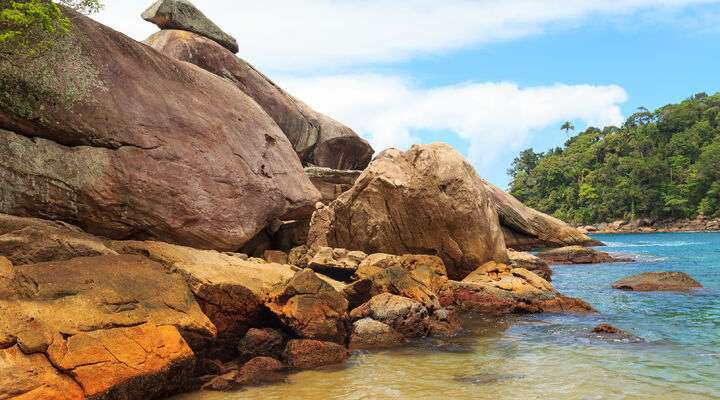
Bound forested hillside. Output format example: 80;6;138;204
508;92;720;224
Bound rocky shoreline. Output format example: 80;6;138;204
0;1;701;400
578;216;720;234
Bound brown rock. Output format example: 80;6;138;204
283;339;348;369
46;323;195;399
344;264;439;310
305;167;363;202
235;356;285;386
307;246;367;282
349;293;430;338
0;213;116;265
273;219;312;252
307;144;508;280
266;269;349;342
612;272;702;291
538;246;633;264
349;318;404;349
0;345;84;400
236;328;285;363
144;29;373;170
263;250;289;265
0;9;320;251
507;250;552;281
110;240;296;347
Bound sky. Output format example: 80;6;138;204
93;0;720;188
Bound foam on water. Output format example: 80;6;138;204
173;232;720;400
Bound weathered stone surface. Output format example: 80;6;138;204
273;219;311;252
0;213;116;265
236;328;285;363
142;0;238;53
305;167;363;202
0;10;319;252
283;339;348;369
612;271;702;291
507;250;552;281
144;29;373;170
349;293;430;338
235;356;285;386
538;246;633;264
263;250;288;265
344;265;439;310
0;345;85;400
307;144;508;280
439;262;593;314
307;246;367;282
110;240;296;344
266;269;349;342
46;323;195;399
349;318;403;350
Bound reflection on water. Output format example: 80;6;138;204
173;233;720;400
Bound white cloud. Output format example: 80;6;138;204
279;74;627;174
94;0;720;72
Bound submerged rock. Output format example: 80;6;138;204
349;318;404;349
538;246;633;264
591;324;643;342
612;272;702;291
0;9;320;252
142;0;239;53
283;339;349;369
144;29;373;170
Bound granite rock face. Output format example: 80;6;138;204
0;10;320;252
142;0;239;53
507;250;552;281
307;143;509;280
144;29;373;170
538;246;633;264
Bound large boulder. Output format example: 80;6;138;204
307;144;508;279
144;29;374;170
612;272;702;291
265;269;349;343
507;250;552;281
142;0;238;53
305;167;363;203
0;213;117;265
0;255;215;399
0;9;320;251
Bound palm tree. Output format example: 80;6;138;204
561;121;575;138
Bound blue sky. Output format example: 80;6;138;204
97;0;720;188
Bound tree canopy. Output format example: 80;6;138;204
508;92;720;224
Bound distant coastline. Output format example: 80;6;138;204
578;216;720;234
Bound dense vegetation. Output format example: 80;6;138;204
508;92;720;224
0;0;103;118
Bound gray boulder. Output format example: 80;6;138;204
142;0;239;53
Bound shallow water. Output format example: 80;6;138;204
174;232;720;400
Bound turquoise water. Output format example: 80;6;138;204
176;232;720;400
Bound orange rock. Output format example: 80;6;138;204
283;339;348;369
0;345;84;400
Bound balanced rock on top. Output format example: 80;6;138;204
143;0;239;53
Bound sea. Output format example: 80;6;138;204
174;232;720;400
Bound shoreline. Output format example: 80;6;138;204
577;218;720;235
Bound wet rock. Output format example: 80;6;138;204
349;318;404;349
0;213;116;265
266;269;349;343
307;144;508;280
145;29;373;170
237;328;286;363
612;272;702;291
283;339;349;369
591;324;642;342
507;250;552;281
538;246;633;264
142;0;239;53
307;246;367;282
349;293;430;338
235;356;285;386
0;10;320;252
